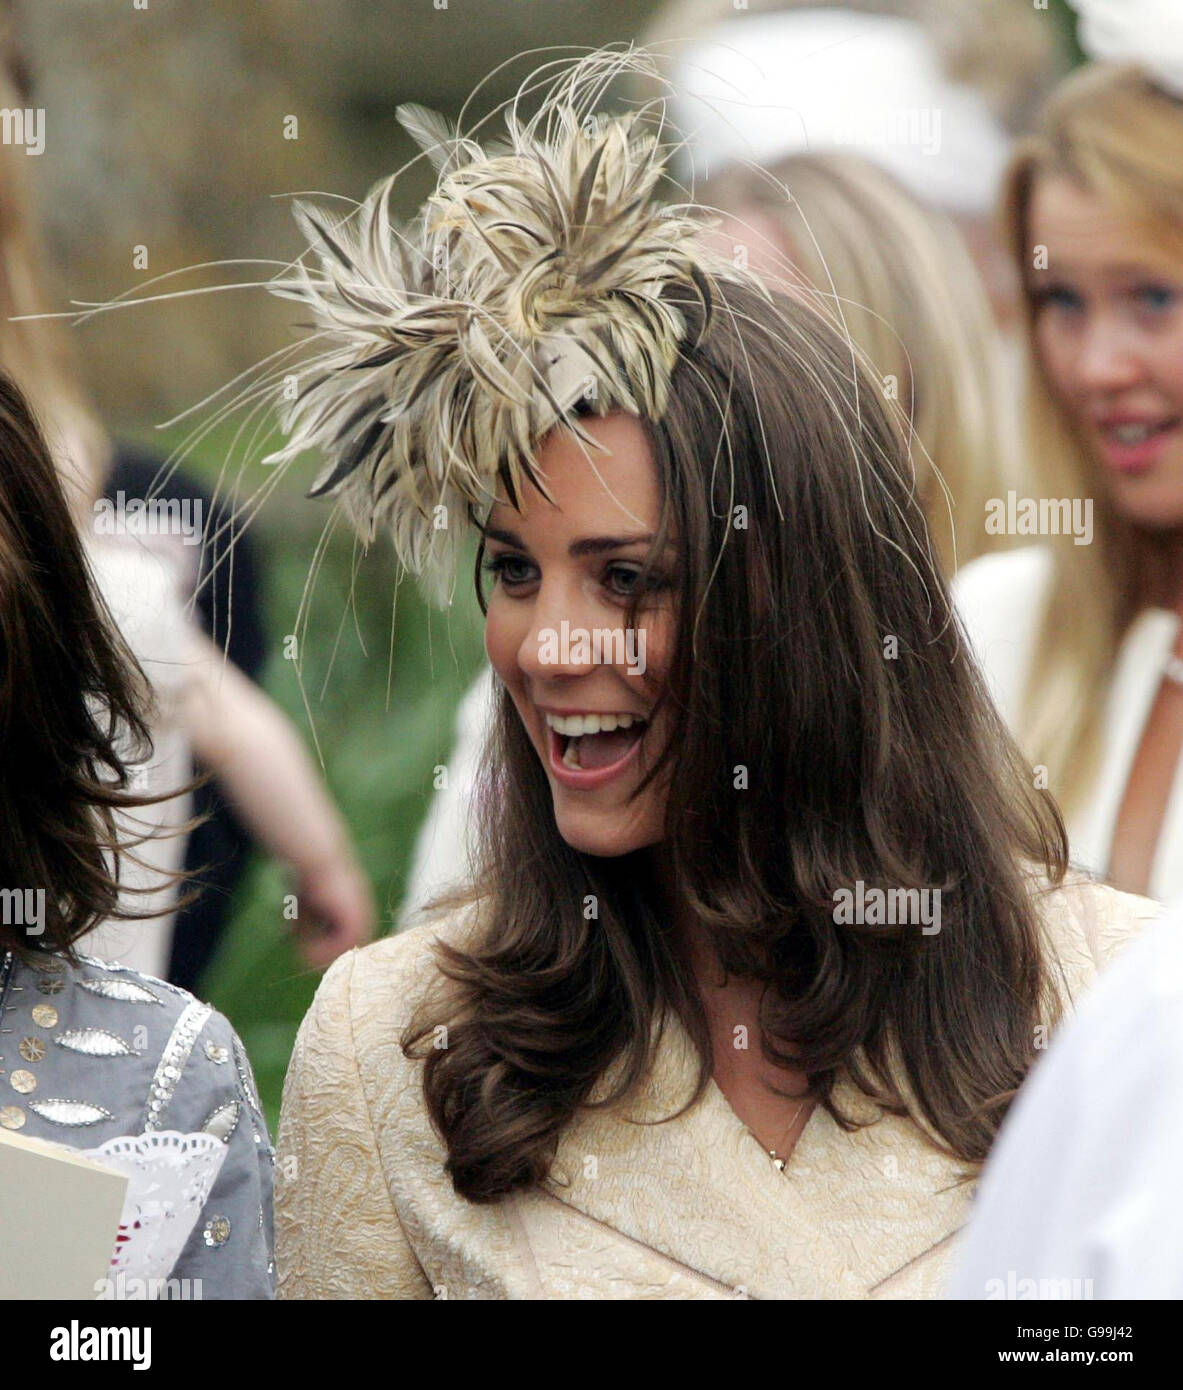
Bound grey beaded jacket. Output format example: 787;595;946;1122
0;949;274;1298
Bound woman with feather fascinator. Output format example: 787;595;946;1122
272;50;1160;1299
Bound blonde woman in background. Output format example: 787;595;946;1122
641;0;1067;328
954;1;1183;904
0;9;374;977
702;152;1018;577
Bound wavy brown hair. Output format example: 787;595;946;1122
404;276;1069;1203
0;373;176;958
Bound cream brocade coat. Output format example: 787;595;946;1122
276;878;1161;1300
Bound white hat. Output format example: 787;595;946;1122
1069;0;1183;100
668;7;1010;216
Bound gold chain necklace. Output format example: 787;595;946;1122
765;1098;810;1173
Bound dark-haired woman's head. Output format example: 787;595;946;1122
482;410;674;859
482;276;1066;911
0;373;156;957
411;277;1069;1203
480;276;1003;880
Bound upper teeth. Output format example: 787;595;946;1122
1111;423;1155;443
545;712;641;736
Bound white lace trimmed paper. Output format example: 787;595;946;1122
79;1130;228;1291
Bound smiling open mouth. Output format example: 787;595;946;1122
1103;418;1181;445
544;712;648;772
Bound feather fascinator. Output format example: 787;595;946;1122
264;51;746;598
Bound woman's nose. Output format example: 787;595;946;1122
1075;318;1146;394
517;578;601;679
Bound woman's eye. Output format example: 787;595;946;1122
1133;283;1177;313
1036;284;1084;313
604;563;644;598
483;553;536;588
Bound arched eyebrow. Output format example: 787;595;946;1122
568;534;657;557
481;524;658;557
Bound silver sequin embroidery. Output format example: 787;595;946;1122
56;1028;139;1058
144;1001;211;1131
233;1035;264;1119
29;1099;112;1127
201;1100;241;1144
75;954;188;1000
202;1215;231;1247
78;977;163;1006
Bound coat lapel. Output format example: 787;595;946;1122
543;1010;974;1298
1071;607;1177;879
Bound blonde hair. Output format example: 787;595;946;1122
1002;63;1183;813
705;152;1017;575
0;11;111;513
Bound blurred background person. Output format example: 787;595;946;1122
955;0;1183;904
701;151;1017;577
641;0;1069;329
0;5;375;982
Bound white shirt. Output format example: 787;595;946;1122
399;666;496;925
82;534;197;979
947;901;1180;1300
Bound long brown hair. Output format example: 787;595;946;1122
0;373;167;958
404;276;1069;1203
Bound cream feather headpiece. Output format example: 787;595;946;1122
264;52;742;597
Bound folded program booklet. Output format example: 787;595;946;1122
0;1126;127;1300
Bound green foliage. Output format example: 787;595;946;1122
163;432;486;1132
